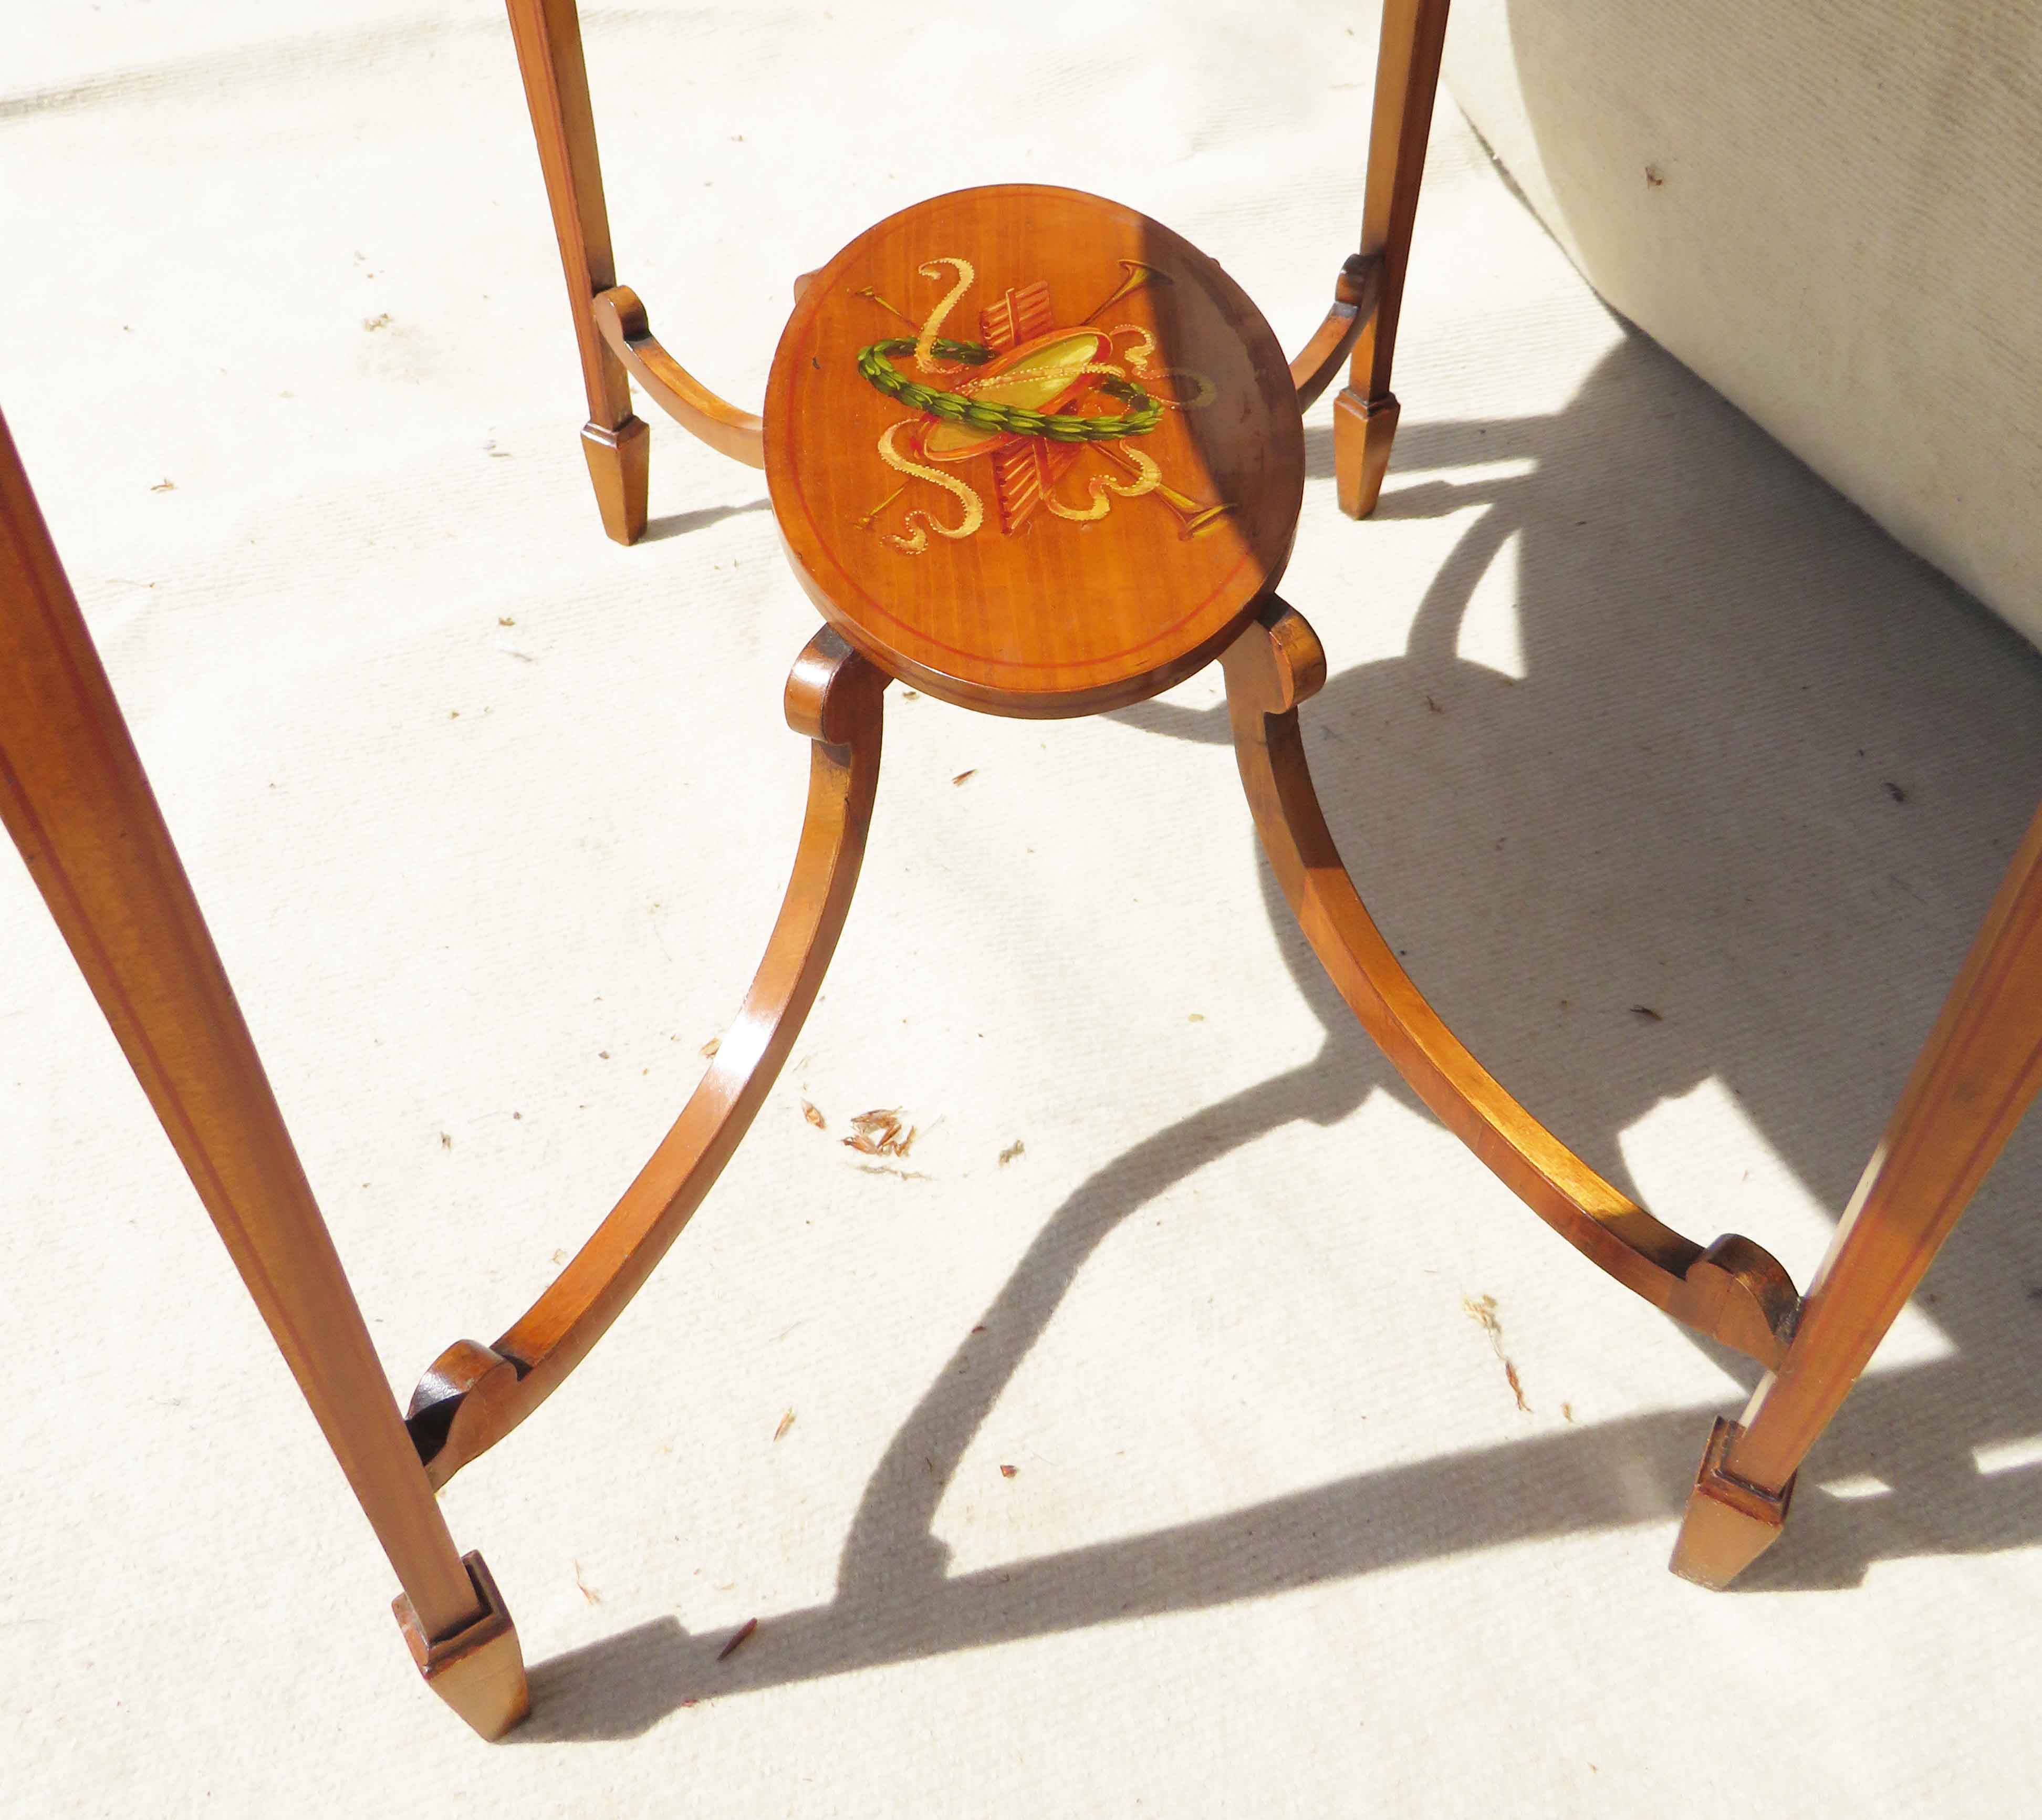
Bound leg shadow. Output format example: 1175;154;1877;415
639;497;772;542
519;325;2042;1743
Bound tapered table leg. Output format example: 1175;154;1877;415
1673;800;2042;1587
1333;0;1450;519
0;412;527;1739
505;0;648;544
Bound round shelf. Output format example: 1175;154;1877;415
765;184;1305;717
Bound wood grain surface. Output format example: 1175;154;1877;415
1223;600;1799;1368
766;185;1305;717
0;410;519;1720
1670;796;2042;1587
594;285;765;467
405;629;887;1486
1334;0;1450;518
504;0;651;543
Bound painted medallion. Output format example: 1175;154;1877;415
765;186;1305;716
848;255;1234;554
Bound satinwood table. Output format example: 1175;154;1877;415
6;0;2041;1744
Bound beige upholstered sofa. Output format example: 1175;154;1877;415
1444;0;2042;648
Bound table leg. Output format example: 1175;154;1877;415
0;413;526;1737
404;627;888;1487
1333;0;1450;519
1672;801;2042;1587
504;0;648;543
1219;598;1798;1366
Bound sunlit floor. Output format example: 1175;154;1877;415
5;4;2041;1815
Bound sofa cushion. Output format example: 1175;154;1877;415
1445;0;2042;648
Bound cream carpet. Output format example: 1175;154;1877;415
5;4;2042;1814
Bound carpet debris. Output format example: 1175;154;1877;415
1463;1293;1532;1413
845;1108;914;1156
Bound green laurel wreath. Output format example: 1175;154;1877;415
855;337;1163;442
